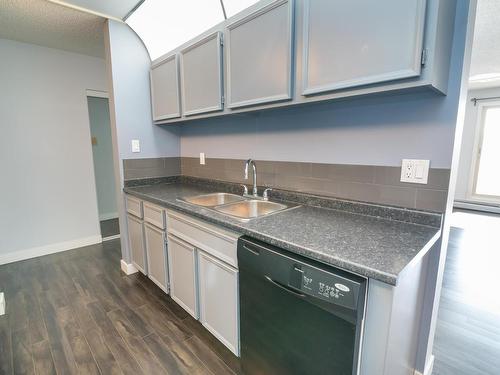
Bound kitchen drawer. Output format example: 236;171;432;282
126;195;143;219
144;202;166;229
167;211;239;268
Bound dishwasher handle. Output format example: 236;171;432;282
265;275;306;298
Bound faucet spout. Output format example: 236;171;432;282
244;159;258;196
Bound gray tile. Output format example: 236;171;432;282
164;157;181;175
311;163;375;183
123;158;165;170
416;189;448;212
336;182;417;208
124;167;170;180
273;161;312;177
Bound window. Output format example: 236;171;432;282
470;101;500;202
125;0;260;61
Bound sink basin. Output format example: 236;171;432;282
180;193;245;207
214;200;289;220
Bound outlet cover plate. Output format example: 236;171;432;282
400;159;430;184
131;139;140;153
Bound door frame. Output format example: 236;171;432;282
466;98;500;204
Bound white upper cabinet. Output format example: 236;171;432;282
302;0;427;95
226;0;294;108
150;54;181;120
180;32;224;116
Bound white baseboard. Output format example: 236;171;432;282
415;355;434;375
102;234;121;242
0;235;102;265
99;212;119;221
120;259;138;275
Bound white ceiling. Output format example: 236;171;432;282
0;0;107;57
469;0;500;88
48;0;142;20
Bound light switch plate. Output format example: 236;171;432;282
400;159;430;184
131;139;140;153
199;152;206;165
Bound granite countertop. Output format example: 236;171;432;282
124;180;441;286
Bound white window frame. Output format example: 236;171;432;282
467;99;500;204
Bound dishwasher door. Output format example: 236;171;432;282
238;237;367;375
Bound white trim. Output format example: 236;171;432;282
467;99;500;203
102;234;121;242
0;235;102;265
86;89;109;99
99;212;119;221
120;259;139;275
46;1;124;22
454;200;500;214
414;354;434;375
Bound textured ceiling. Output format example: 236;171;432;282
469;0;500;88
0;0;106;58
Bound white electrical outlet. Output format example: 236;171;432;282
400;159;430;184
200;152;206;165
131;139;141;153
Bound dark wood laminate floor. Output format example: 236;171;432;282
0;239;241;375
433;211;500;375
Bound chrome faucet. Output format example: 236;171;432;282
244;159;258;197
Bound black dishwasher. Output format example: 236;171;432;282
238;237;367;375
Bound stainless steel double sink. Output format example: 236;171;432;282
179;192;295;221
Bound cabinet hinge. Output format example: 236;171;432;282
421;48;428;66
221;96;225;105
220;34;224;46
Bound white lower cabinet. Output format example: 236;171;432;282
127;214;147;274
168;234;199;318
145;223;169;293
198;250;239;355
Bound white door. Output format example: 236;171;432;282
198;250;239;356
302;0;426;95
468;100;500;204
145;223;169;293
127;214;147;274
168;234;199;318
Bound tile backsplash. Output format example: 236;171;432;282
123;157;450;212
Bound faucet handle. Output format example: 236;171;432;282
263;188;273;200
240;184;249;196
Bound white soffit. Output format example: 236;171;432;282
469;0;500;89
0;0;106;58
47;0;142;20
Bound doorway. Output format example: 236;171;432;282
87;93;120;240
468;99;500;204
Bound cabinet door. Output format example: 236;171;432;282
198;251;239;356
127;214;147;274
302;0;426;95
168;235;198;318
150;54;181;121
180;32;223;116
226;0;293;108
145;224;169;293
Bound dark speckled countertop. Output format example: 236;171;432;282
124;180;441;286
